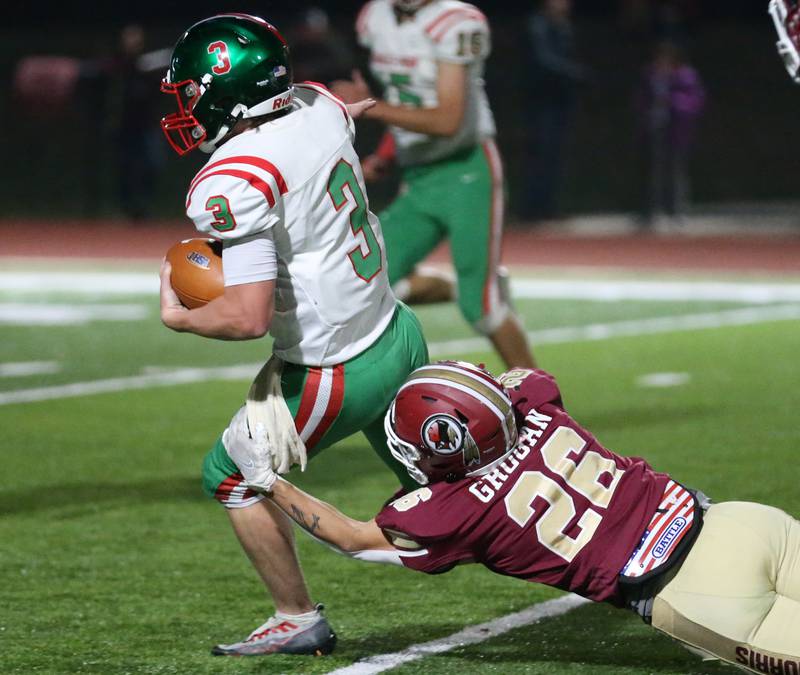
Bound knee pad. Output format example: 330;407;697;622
392;278;412;302
467;266;516;336
471;302;513;336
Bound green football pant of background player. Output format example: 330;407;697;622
379;141;535;369
202;303;428;614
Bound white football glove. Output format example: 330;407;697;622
770;0;800;82
222;406;277;492
246;356;307;474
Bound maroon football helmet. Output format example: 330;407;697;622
385;361;518;485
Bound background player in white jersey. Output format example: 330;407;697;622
157;14;428;656
225;361;800;673
333;0;536;369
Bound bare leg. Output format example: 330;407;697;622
489;314;536;369
395;267;455;305
227;499;314;615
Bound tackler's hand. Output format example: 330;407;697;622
222;406;278;493
247;356;308;474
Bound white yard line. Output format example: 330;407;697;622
0;364;261;406
428;303;800;357
326;594;590;675
637;372;691;388
0;361;61;378
1;304;799;407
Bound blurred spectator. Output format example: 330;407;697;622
14;24;168;219
13;56;81;114
289;7;355;84
520;0;585;223
110;24;166;221
635;40;706;228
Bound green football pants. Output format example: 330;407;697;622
202;302;429;506
380;139;507;332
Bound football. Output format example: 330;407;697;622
165;238;224;309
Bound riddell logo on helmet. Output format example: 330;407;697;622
273;94;292;110
422;414;464;456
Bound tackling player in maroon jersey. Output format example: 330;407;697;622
224;361;800;672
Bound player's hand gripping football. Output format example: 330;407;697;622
159;259;188;329
223;406;278;493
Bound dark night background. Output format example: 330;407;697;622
1;0;796;221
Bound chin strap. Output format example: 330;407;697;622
198;88;295;154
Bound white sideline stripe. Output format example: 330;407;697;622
428;303;800;357
0;272;159;294
326;594;590;675
1;304;799;407
0;303;148;326
510;279;800;304
0;273;158;295
0;361;61;377
6;272;800;304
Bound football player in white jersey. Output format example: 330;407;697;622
333;0;537;370
157;14;428;656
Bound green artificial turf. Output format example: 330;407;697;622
2;272;799;673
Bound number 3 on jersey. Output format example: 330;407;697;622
205;195;237;232
327;159;382;282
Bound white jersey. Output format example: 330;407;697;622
357;0;496;167
186;84;396;367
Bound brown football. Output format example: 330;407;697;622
166;238;224;309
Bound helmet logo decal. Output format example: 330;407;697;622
422;414;465;456
186;251;210;269
207;41;232;75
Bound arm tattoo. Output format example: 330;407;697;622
291;504;321;535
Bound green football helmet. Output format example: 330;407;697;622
160;14;293;156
